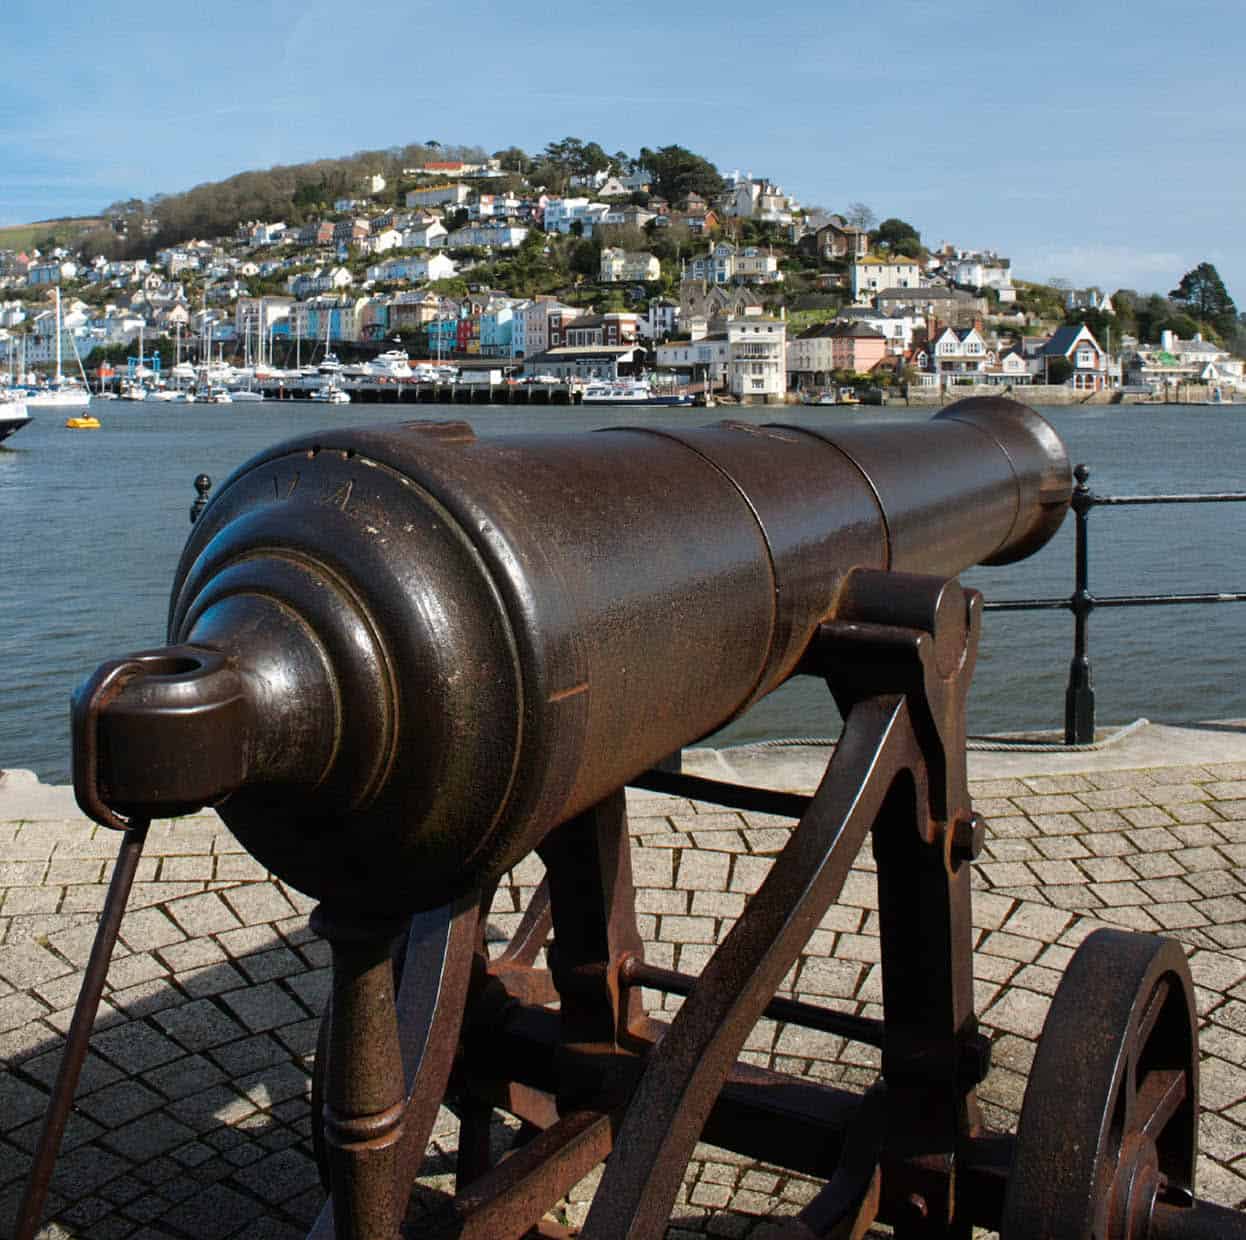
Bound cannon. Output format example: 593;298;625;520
16;397;1244;1239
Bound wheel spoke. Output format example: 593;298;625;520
1135;1069;1188;1145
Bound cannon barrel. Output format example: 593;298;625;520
75;397;1069;913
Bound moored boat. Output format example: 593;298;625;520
580;378;693;407
0;392;31;443
65;413;101;430
309;385;351;404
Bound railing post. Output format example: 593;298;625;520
1064;464;1096;744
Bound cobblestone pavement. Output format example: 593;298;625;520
2;752;1246;1238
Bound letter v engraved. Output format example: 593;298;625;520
273;472;300;499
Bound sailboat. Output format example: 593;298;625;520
25;288;91;411
311;304;350;404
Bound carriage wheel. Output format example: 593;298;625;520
1000;928;1198;1240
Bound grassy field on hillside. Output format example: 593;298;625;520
0;218;104;252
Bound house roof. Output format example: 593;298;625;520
1040;324;1098;357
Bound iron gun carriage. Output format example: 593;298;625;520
18;397;1245;1239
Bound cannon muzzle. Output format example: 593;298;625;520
74;397;1069;913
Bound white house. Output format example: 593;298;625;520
366;254;458;284
405;183;471;209
402;219;448;249
361;228;403;256
541;198;610;234
727;316;786;402
849;255;923;299
445;225;529;250
599;248;661;283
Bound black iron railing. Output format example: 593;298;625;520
984;465;1246;744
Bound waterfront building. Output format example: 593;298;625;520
640;298;680;341
556;312;640;349
479;303;516;357
1038;323;1109;391
233;295;293;343
655;331;729;388
786;320;886;387
523;344;643;381
512;300;583;359
727;315;786;402
389;291;444;333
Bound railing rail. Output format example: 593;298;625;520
983;465;1246;744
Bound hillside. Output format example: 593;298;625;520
0;218;106;254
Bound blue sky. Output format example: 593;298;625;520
2;0;1243;303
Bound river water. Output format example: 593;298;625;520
1;398;1243;783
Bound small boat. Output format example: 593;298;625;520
229;389;265;402
65;414;101;429
0;392;31;443
310;385;351;404
202;386;233;404
580;378;693;407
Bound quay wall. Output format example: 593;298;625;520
899;383;1229;406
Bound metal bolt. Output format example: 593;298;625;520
949;813;985;865
901;1193;929;1225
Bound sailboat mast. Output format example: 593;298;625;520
54;287;63;382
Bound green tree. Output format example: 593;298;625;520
492;146;529;173
873;217;923;258
637;145;724;203
1065;307;1119;351
1047;356;1073;384
1169;262;1237;338
568;238;601;278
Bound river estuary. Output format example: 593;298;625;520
1;399;1243;783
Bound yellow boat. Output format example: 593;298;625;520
65;415;101;429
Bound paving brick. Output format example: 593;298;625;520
676;850;731;892
221;884;298;927
982;987;1050;1039
164;893;243;937
219;982;309;1034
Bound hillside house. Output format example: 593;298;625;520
849;255;923;298
1039;323;1108;390
599;248;660;283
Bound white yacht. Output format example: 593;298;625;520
310;385;351;405
24;289;91;411
0;391;31;444
366;349;413;378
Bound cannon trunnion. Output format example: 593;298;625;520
18;398;1245;1239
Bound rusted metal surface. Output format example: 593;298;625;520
1002;930;1202;1240
23;397;1244;1238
